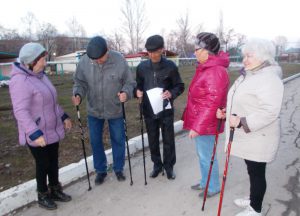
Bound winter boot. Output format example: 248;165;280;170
38;191;57;210
49;183;72;202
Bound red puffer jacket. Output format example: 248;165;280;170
183;51;230;135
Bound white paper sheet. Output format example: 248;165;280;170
146;87;163;114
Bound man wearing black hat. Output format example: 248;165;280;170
72;36;136;185
135;35;184;180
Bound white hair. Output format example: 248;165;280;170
242;38;276;64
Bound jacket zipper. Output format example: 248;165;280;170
41;78;60;141
97;64;105;118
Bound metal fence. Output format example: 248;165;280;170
1;56;299;80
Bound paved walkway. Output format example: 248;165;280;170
15;78;300;216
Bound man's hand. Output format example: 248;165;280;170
35;136;46;147
64;118;72;130
118;92;127;102
188;130;199;139
162;90;172;100
72;95;81;106
136;89;143;98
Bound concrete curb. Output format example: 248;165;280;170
0;120;183;215
283;72;300;83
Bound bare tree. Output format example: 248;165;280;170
121;0;147;53
176;12;192;57
222;28;235;52
165;31;178;52
66;17;87;52
21;12;38;40
227;33;246;57
0;24;27;53
0;25;21;40
36;22;58;61
106;32;126;52
236;33;246;49
194;24;205;36
134;0;147;52
54;35;73;56
216;11;236;51
274;35;288;55
216;11;225;46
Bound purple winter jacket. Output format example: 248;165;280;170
9;63;68;147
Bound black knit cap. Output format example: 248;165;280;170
86;36;108;59
145;35;164;52
195;32;220;54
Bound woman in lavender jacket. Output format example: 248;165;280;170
9;43;72;210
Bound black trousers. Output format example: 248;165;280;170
144;114;176;172
245;159;267;213
29;142;60;193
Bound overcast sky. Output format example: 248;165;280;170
1;0;300;45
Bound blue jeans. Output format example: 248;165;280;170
195;135;220;193
88;115;125;174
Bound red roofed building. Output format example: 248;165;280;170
124;50;178;67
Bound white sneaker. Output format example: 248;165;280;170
235;205;262;216
234;197;250;208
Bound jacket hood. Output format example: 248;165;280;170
11;62;44;79
198;51;230;69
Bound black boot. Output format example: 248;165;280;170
49;183;72;202
149;166;163;178
38;191;57;210
166;169;176;180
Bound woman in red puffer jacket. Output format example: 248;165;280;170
183;32;230;197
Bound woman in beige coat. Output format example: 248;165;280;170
217;38;284;216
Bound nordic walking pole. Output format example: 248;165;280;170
121;102;133;186
139;99;147;185
202;118;222;211
217;116;236;216
76;105;92;191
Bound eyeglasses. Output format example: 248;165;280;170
195;47;204;52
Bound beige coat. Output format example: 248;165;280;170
225;65;284;162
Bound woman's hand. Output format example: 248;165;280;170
64;118;72;130
35;136;46;147
188;130;199;139
229;115;241;128
136;89;143;98
216;108;226;119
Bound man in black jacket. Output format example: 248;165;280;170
135;35;184;180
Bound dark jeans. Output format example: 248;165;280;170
144;114;176;172
29;142;59;193
245;159;267;213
